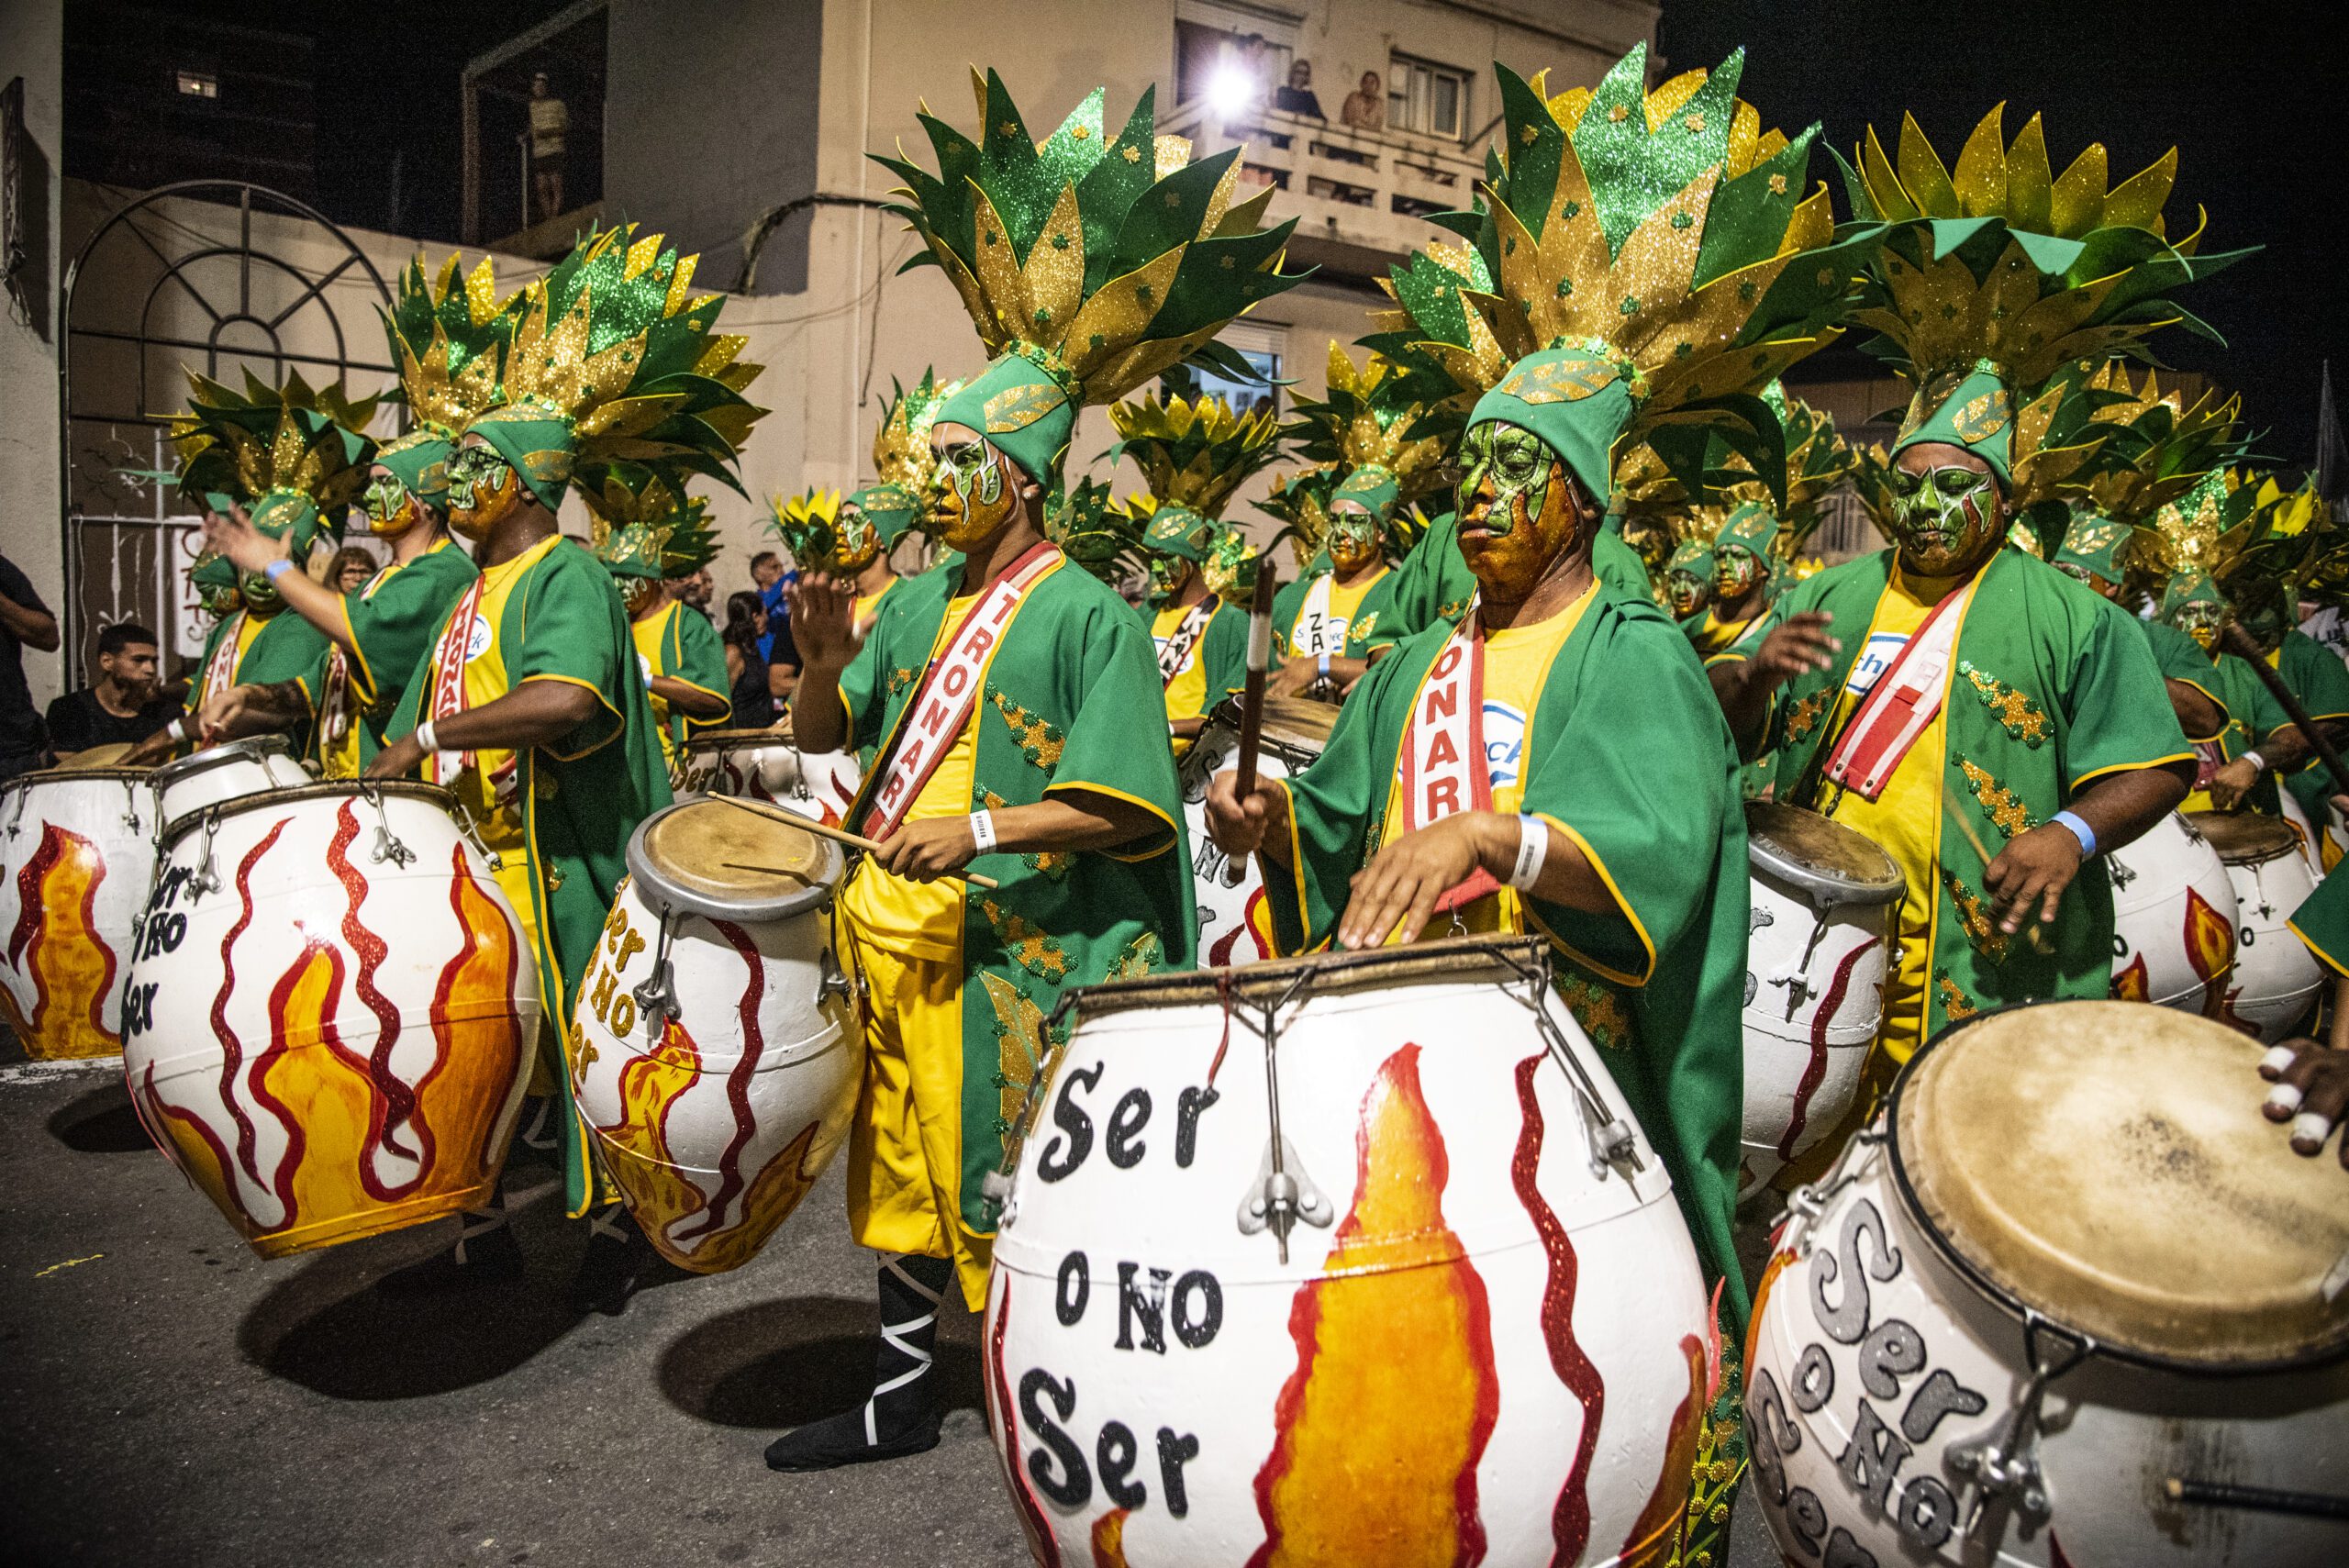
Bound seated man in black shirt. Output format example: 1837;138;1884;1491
45;621;175;759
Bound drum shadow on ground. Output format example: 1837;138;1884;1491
655;1296;985;1429
237;1183;584;1400
46;1079;153;1154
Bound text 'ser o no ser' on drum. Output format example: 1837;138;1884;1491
123;781;541;1258
985;935;1718;1567
569;797;858;1273
1747;1000;2349;1568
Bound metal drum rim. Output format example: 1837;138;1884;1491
684;725;797;752
1744;802;1905;907
1054;932;1555;1025
1883;1000;2349;1377
160;778;462;851
2185;808;2307;868
6;766;155;790
148;733;298;794
622;798;843;924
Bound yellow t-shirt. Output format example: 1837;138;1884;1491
839;595;981;964
1289;567;1388;658
1153;600;1213;727
1374;585;1597;939
1687;608;1754;659
1820;567;1965;1063
429;535;562;875
853;577;897;629
631;603;685;772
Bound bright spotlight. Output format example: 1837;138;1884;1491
1207;65;1255;121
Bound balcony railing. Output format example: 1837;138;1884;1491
1160;98;1484;271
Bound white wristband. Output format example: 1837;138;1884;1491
416;719;440;754
2240;750;2266;774
166;716;189;744
969;809;997;855
1508;813;1549;892
1317;652;1331;677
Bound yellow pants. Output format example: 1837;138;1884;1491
840;919;994;1310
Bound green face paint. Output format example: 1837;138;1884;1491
1667;569;1709;617
932;432;1015;550
1713;545;1762;599
1145;553;1188;606
1456;421;1554;539
1886;462;1999;576
444;443;521;542
362;473;419;539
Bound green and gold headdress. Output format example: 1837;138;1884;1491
1257;465;1339;569
2136;467;2265;600
852;369;967;544
1841;105;2249;507
878;70;1309;487
1106;390;1283;562
469;226;765;510
765;488;868;576
1371;46;1866;503
377;252;521;505
584;474;717;583
1286;344;1460;523
1046;479;1150;585
164;367;381;564
2055;363;2243;586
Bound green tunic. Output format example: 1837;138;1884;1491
1262;587;1751;1324
829;550;1197;1233
2176;651;2291;814
185;610;333;754
386;536;674;1215
2270;631;2349;822
1191;598;1249;710
336;539;480;765
1591;526;1653;604
2287;856;2349;974
634;598;730;762
1764;548;2194;1040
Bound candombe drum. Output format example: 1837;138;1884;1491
1747;1001;2349;1568
569;797;857;1273
122;780;540;1257
985;936;1717;1565
1180;695;1335;968
2188;809;2324;1040
678;726;805;803
148;733;311;826
2105;811;2238;1012
1740;802;1902;1194
0;763;156;1059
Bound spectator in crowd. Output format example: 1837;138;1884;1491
330;545;378;593
44;620;175;758
670;566;715;617
721;590;777;729
750;549;797;668
1275;60;1325;117
0;552;60;782
529;72;569;222
1341;69;1387;130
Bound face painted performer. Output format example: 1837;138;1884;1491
1664;539;1716;621
1204;46;1865;1562
1679;386;1853;663
192;256;512;777
771;68;1303;1472
364;226;764;1311
1710;105;2246;1184
589;480;731;779
1105;388;1281;747
121;371;377;768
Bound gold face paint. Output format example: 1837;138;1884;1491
2171;600;2223;651
362;473;420;539
1327;505;1381;573
444;443;523;543
1713;546;1762;599
1456;422;1579;600
623;576;664;617
1145;554;1190;607
1666;571;1709;617
830;504;884;573
1886;460;2001;577
930;431;1019;551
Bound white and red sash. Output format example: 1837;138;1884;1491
862;542;1058;840
1396;604;1503;911
1820;575;1981;802
1156;601;1211;686
197;612;247;706
319;647;353;751
419;577;517;806
1291;573;1342;657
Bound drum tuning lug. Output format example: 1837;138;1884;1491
980;1168;1017;1229
630;909;682;1027
818;948;854;1006
1237;1136;1330;1253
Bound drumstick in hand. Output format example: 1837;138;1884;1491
1222;567;1281;886
1942;779;2052;954
708;792;1000;890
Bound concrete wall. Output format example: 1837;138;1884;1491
2;0;65;706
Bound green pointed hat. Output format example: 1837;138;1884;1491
1375;47;1865;505
583;473;714;582
1712;501;1779;557
2160;566;2224;619
190;550;239;592
878;69;1308;487
2053;513;2132;583
845;484;921;548
1667;539;1716;576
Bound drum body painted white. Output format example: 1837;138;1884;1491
2105;812;2237;1012
1740;867;1892;1193
985;951;1715;1565
680;733;805;804
0;770;157;1059
1747;1132;2349;1568
568;873;858;1273
2214;844;2321;1041
1176;717;1318;969
122;784;540;1257
150;735;311;828
2273;789;2328;879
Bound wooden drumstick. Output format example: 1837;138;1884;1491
708;792;1001;890
1222;567;1281;885
1942;779;2053;955
2221;620;2349;800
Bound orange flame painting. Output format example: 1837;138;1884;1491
1246;1044;1498;1568
1618;1334;1708;1566
2;825;122;1059
2182;885;2236;1018
2110;953;2149;1002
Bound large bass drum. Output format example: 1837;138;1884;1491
123;781;540;1257
569;797;857;1273
2107;811;2239;1012
2188;810;2324;1041
0;765;156;1059
1747;1001;2349;1568
149;734;311;826
1741;802;1903;1195
678;725;804;803
985;937;1717;1566
1178;695;1335;967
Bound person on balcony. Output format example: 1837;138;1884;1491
1341;70;1386;130
1275;60;1325;118
529;72;568;222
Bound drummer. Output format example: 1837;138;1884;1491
2223;572;2349;828
2050;515;2233;753
1687;503;1776;660
2154;565;2314;815
1139;506;1248;752
586;484;730;778
1268;471;1394;698
365;226;752;1310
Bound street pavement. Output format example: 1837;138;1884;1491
3;1044;1778;1567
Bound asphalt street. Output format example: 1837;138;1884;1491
2;1042;1779;1568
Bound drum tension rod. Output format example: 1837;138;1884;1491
359;783;416;870
1948;1309;2092;1535
1491;945;1641;1178
190;810;225;901
1234;970;1333;1262
1784;1127;1887;1258
629;909;681;1027
1768;904;1838;1019
120;779;144;835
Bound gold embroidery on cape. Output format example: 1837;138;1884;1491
1942;869;2009;962
1959;662;2050;746
978;972;1043;1137
1783;687;1832;744
887;665;920;698
1555;971;1635;1051
980;896;1071;982
1936;972;1978;1021
1104;929;1164;984
1955;756;2036;839
988;687;1065;771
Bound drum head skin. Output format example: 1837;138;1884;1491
1894;1000;2349;1369
628;798;842;923
1745;801;1905;907
1203;694;1337;765
149;733;297;794
2186;809;2303;867
48;743;144;772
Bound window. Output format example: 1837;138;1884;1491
1387;54;1468;139
174;70;217;100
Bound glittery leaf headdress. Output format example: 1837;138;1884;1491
469;226;765;510
165;366;381;557
1046;478;1150;585
584;474;718;582
376;252;521;504
1840;105;2250;506
2135;467;2265;596
2054;363;2242;585
1369;46;1865;503
1106;390;1283;561
764;488;877;577
1708;384;1856;559
878;69;1309;486
1285;344;1460;517
1256;465;1339;569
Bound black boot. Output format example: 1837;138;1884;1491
764;1253;951;1472
567;1203;684;1317
374;1189;525;1296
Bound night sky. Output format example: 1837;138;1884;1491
104;1;2346;463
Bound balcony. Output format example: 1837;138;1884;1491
1159;99;1485;281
